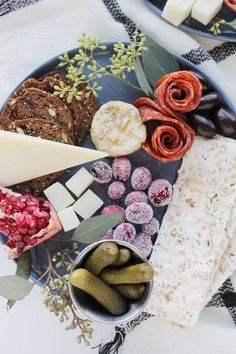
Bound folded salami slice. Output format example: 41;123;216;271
224;0;236;12
134;99;194;162
154;71;202;117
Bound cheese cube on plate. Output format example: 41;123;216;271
65;167;94;197
43;182;75;211
72;189;104;219
192;0;223;26
162;0;196;26
57;207;80;232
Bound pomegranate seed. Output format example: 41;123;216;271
0;187;60;257
13;233;23;241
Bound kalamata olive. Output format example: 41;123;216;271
212;107;236;137
188;112;217;138
188;71;210;93
197;92;221;111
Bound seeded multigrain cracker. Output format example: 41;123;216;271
0;73;97;145
3;119;73;195
1;87;75;142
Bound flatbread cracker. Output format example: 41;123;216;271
146;136;236;327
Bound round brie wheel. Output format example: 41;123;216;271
90;101;147;156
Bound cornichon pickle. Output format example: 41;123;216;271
111;248;131;266
115;284;145;300
100;263;154;284
84;242;119;275
70;268;127;315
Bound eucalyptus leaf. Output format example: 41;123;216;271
228;19;236;30
7;252;31;310
142;34;180;87
0;275;34;301
134;58;153;97
72;213;123;243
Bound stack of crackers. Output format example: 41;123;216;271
0;72;97;195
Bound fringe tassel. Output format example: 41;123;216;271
93;327;126;354
92;313;153;354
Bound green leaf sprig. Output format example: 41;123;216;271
7;252;31;310
72;212;123;243
54;25;147;103
210;19;236;36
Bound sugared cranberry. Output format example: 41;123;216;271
131;167;152;191
148;179;172;207
125;191;148;207
125;202;153;224
90;161;112;184
141;217;160;236
112;157;131;181
113;223;136;243
132;232;153;258
101;229;114;240
108;181;125;200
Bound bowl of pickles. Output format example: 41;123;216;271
69;240;154;324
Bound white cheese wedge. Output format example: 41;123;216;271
57;207;80;232
162;0;196;26
0;131;107;187
65;167;94;197
72;189;103;219
192;0;223;26
43;182;75;211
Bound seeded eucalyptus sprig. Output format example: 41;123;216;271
210;19;236;36
54;26;147;103
41;242;93;346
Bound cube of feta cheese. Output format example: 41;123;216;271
162;0;196;26
43;182;75;211
72;189;104;219
57;207;80;232
65;167;94;197
192;0;223;26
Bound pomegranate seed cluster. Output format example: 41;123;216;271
0;188;52;254
93;157;173;258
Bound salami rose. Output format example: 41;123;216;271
134;99;194;162
153;71;202;117
224;0;236;12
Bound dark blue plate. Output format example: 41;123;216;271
1;44;235;284
145;0;236;42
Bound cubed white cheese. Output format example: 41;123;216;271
43;182;75;211
162;0;196;26
57;207;80;232
72;189;104;219
192;0;223;26
65;167;94;197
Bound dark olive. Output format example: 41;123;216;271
197;92;221;111
188;112;217;138
188;71;210;93
212;107;236;137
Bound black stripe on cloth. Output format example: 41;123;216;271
183;42;236;65
103;0;136;38
207;278;236;324
182;47;211;65
209;42;236;63
0;0;40;16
